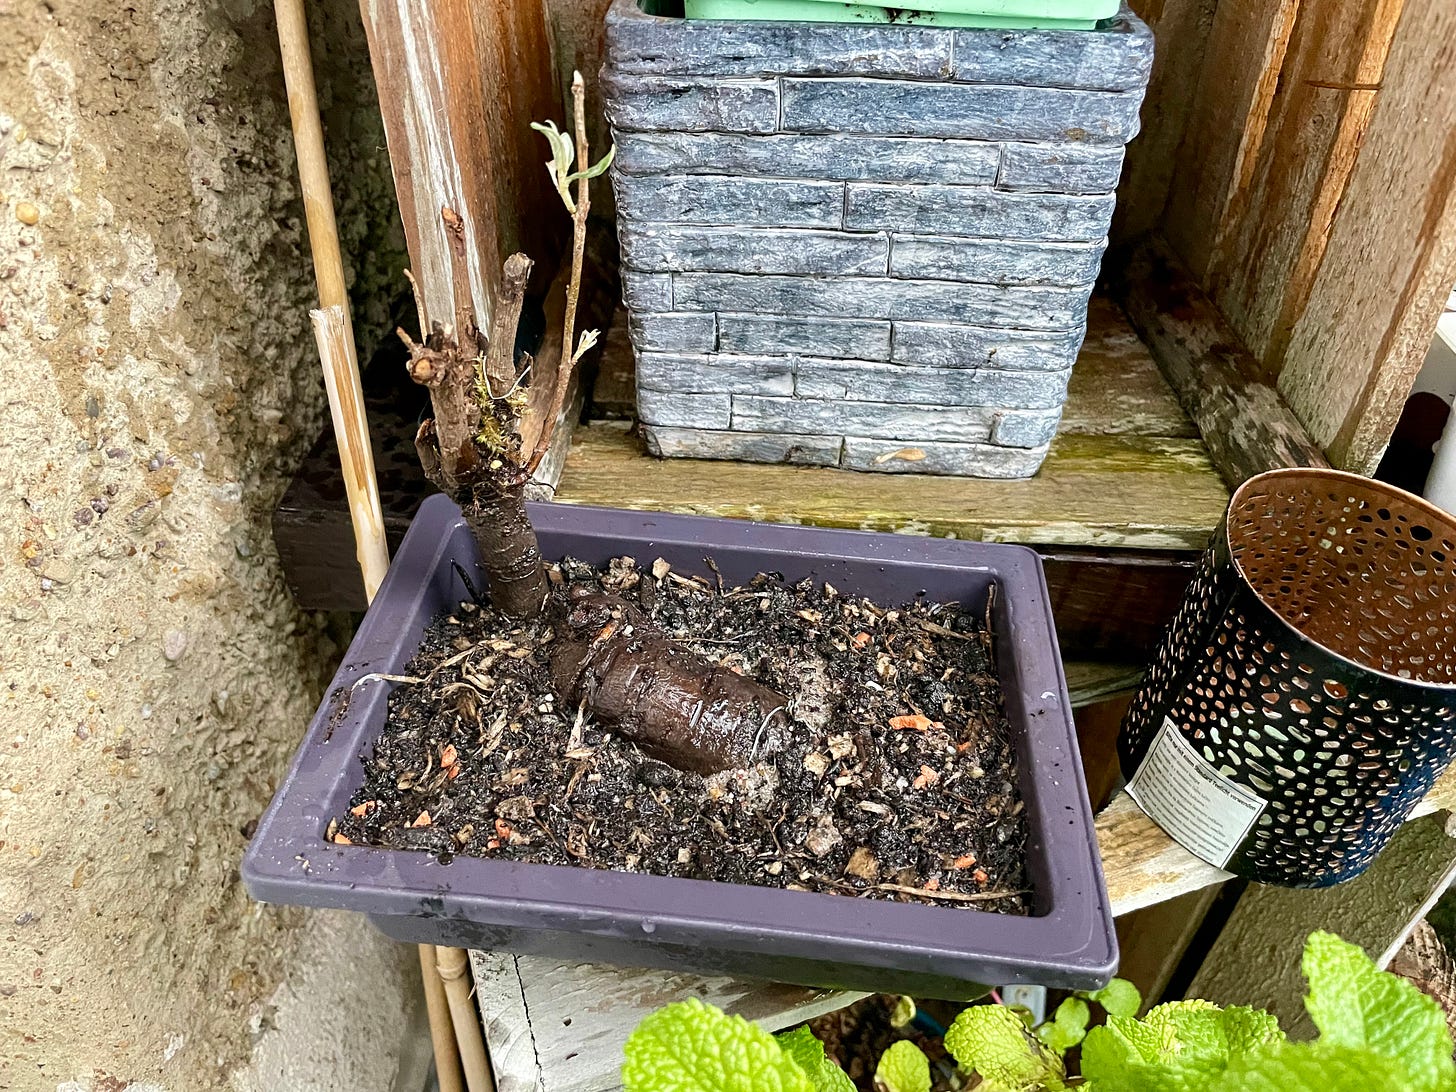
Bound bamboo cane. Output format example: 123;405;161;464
435;946;496;1092
273;2;470;1089
310;307;390;599
418;944;466;1092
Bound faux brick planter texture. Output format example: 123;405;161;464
603;0;1153;478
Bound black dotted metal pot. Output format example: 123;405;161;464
1119;468;1456;887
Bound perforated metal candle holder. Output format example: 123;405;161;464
1119;468;1456;887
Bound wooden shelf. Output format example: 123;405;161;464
557;297;1230;552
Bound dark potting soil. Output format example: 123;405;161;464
806;995;956;1090
333;556;1031;912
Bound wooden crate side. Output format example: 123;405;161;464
1205;0;1405;367
1276;0;1456;471
1112;0;1220;245
1159;0;1301;281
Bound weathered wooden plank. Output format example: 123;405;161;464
512;961;863;1092
357;0;561;330
1063;662;1146;708
1112;0;1221;244
1096;792;1230;917
1113;236;1331;488
1185;814;1456;1037
557;423;1225;551
477;0;567;267
1160;0;1300;281
358;0;498;326
1206;0;1405;366
1040;551;1195;657
467;951;541;1092
1058;297;1198;439
1275;0;1456;472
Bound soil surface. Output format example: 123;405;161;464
335;555;1031;911
807;995;957;1090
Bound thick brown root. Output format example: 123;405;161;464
549;587;794;775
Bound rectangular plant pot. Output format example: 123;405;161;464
684;0;1120;30
605;0;1153;479
243;494;1116;998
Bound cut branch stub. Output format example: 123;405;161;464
549;587;794;775
404;247;549;618
481;253;533;396
400;323;481;492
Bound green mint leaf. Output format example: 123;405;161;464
623;998;812;1092
945;1005;1066;1092
776;1027;854;1092
1303;930;1456;1090
1037;998;1090;1052
1079;1024;1156;1092
875;1040;931;1092
1221;1040;1417;1091
1217;1007;1285;1057
1080;1001;1283;1091
1087;978;1143;1018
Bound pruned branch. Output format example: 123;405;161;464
481;253;533;396
440;206;480;351
403;267;429;338
526;71;601;475
400;323;480;491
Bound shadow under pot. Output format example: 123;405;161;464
1120;467;1456;887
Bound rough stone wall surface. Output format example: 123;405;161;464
602;0;1152;479
0;0;407;1087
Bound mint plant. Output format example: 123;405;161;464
621;932;1456;1092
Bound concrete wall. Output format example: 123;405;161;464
0;0;413;1087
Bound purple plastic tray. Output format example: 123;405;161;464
243;494;1116;997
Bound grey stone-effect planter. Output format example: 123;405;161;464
603;0;1152;478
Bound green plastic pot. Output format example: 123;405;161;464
682;0;1120;29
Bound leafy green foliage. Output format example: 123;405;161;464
623;999;811;1092
1087;978;1142;1018
1080;1001;1284;1090
945;1005;1066;1091
875;1040;931;1092
774;1027;853;1092
621;934;1456;1092
1302;930;1456;1091
1218;1041;1418;1090
530;120;616;213
1036;998;1090;1053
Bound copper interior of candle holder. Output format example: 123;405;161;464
1228;470;1456;685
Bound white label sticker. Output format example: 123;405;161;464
1127;718;1267;868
